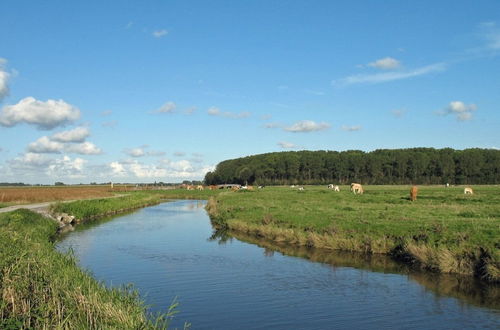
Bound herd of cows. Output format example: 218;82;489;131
180;183;475;201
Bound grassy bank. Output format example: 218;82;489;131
1;190;216;328
206;185;500;282
0;209;176;329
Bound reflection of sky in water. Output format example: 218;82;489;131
57;200;500;330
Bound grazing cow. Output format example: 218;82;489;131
231;186;240;192
186;185;194;190
410;186;418;201
334;185;340;192
209;185;217;190
445;183;450;188
328;184;334;189
350;183;364;194
247;186;254;191
464;187;474;195
258;185;264;189
298;187;304;191
196;185;204;191
291;185;296;188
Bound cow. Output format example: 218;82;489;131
298;187;304;191
231;186;240;192
334;185;340;192
464;187;473;195
410;186;418;201
186;185;195;190
350;183;364;194
328;184;334;189
196;185;204;191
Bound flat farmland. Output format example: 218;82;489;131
0;185;132;205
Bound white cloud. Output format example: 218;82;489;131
278;141;299;149
0;97;81;130
124;145;164;157
27;128;102;155
46;156;87;179
368;57;401;70
125;147;146;157
5;153;87;181
110;161;127;176
207;106;251;119
440;101;477;121
479;21;500;50
28;136;64;153
335;63;446;86
0;58;10;101
153;29;168;38
156;101;176;113
174;151;186;157
284;120;330;133
51;127;90;143
341;125;362;132
65;142;102;155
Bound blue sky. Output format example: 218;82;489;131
1;1;499;184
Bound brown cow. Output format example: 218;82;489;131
410;186;418;201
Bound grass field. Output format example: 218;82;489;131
206;185;500;282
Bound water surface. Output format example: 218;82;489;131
57;200;500;329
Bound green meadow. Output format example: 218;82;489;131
206;185;500;282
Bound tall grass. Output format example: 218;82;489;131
0;209;178;329
206;185;500;282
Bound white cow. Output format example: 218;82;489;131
464;187;473;195
298;187;304;191
334;185;340;192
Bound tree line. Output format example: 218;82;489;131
204;148;500;185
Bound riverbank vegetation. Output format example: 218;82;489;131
204;148;500;185
206;185;500;282
0;209;176;329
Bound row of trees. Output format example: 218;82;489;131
204;148;500;185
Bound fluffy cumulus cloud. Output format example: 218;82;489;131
0;58;10;101
27;127;102;155
152;29;168;38
51;127;90;143
0;97;80;129
207;106;250;119
5;153;87;181
277;141;299;149
341;125;362;132
335;62;446;86
284;120;330;133
440;101;477;121
368;57;401;70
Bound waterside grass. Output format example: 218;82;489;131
206;185;500;282
0;209;177;329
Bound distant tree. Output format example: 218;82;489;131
54;182;65;186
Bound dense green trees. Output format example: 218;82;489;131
204;148;500;185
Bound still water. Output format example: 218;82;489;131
57;200;500;329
